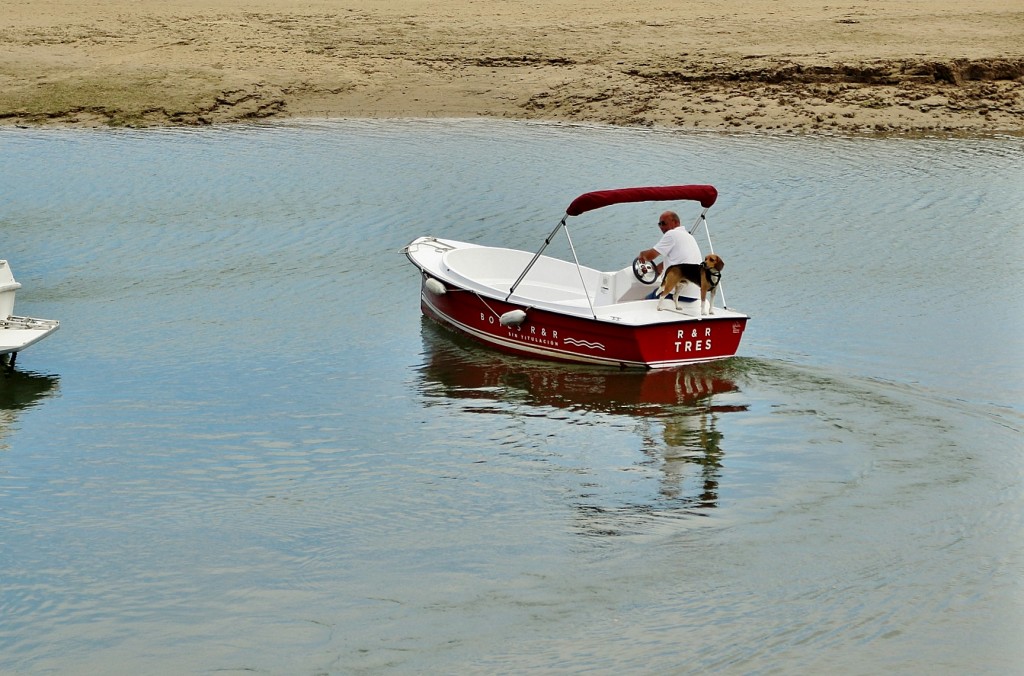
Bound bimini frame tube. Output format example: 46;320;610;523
686;208;709;236
562;224;597;319
507;185;719;305
506;215;567;301
690;206;728;309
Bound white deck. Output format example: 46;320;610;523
0;316;61;355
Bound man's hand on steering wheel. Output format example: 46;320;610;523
632;256;659;285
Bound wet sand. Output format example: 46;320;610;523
1;0;1022;135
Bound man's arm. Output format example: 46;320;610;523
638;247;659;262
637;248;664;275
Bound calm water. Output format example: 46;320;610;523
1;120;1022;674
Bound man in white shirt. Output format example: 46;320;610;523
637;210;702;278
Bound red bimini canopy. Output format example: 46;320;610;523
566;185;718;217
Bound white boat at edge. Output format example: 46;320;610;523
1;260;60;363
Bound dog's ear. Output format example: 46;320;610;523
715;257;724;271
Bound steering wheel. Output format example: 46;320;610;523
632;257;658;285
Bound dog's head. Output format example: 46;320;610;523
704;254;724;271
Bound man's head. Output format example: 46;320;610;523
658;211;680;233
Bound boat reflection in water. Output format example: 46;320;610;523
0;367;60;450
415;320;749;529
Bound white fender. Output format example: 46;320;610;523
499;309;527;327
424;278;446;295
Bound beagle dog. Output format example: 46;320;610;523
657;253;725;315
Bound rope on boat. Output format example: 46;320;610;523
473;291;504;322
409;237;531;326
431;277;528;327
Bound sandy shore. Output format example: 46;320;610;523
1;0;1022;136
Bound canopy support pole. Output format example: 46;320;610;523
686;208;709;236
506;215;567;301
563;224;598;319
693;210;728;309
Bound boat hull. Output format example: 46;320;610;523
418;277;746;369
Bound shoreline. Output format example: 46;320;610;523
1;0;1022;137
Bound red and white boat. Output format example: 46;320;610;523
404;185;748;369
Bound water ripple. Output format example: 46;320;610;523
1;120;1020;674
